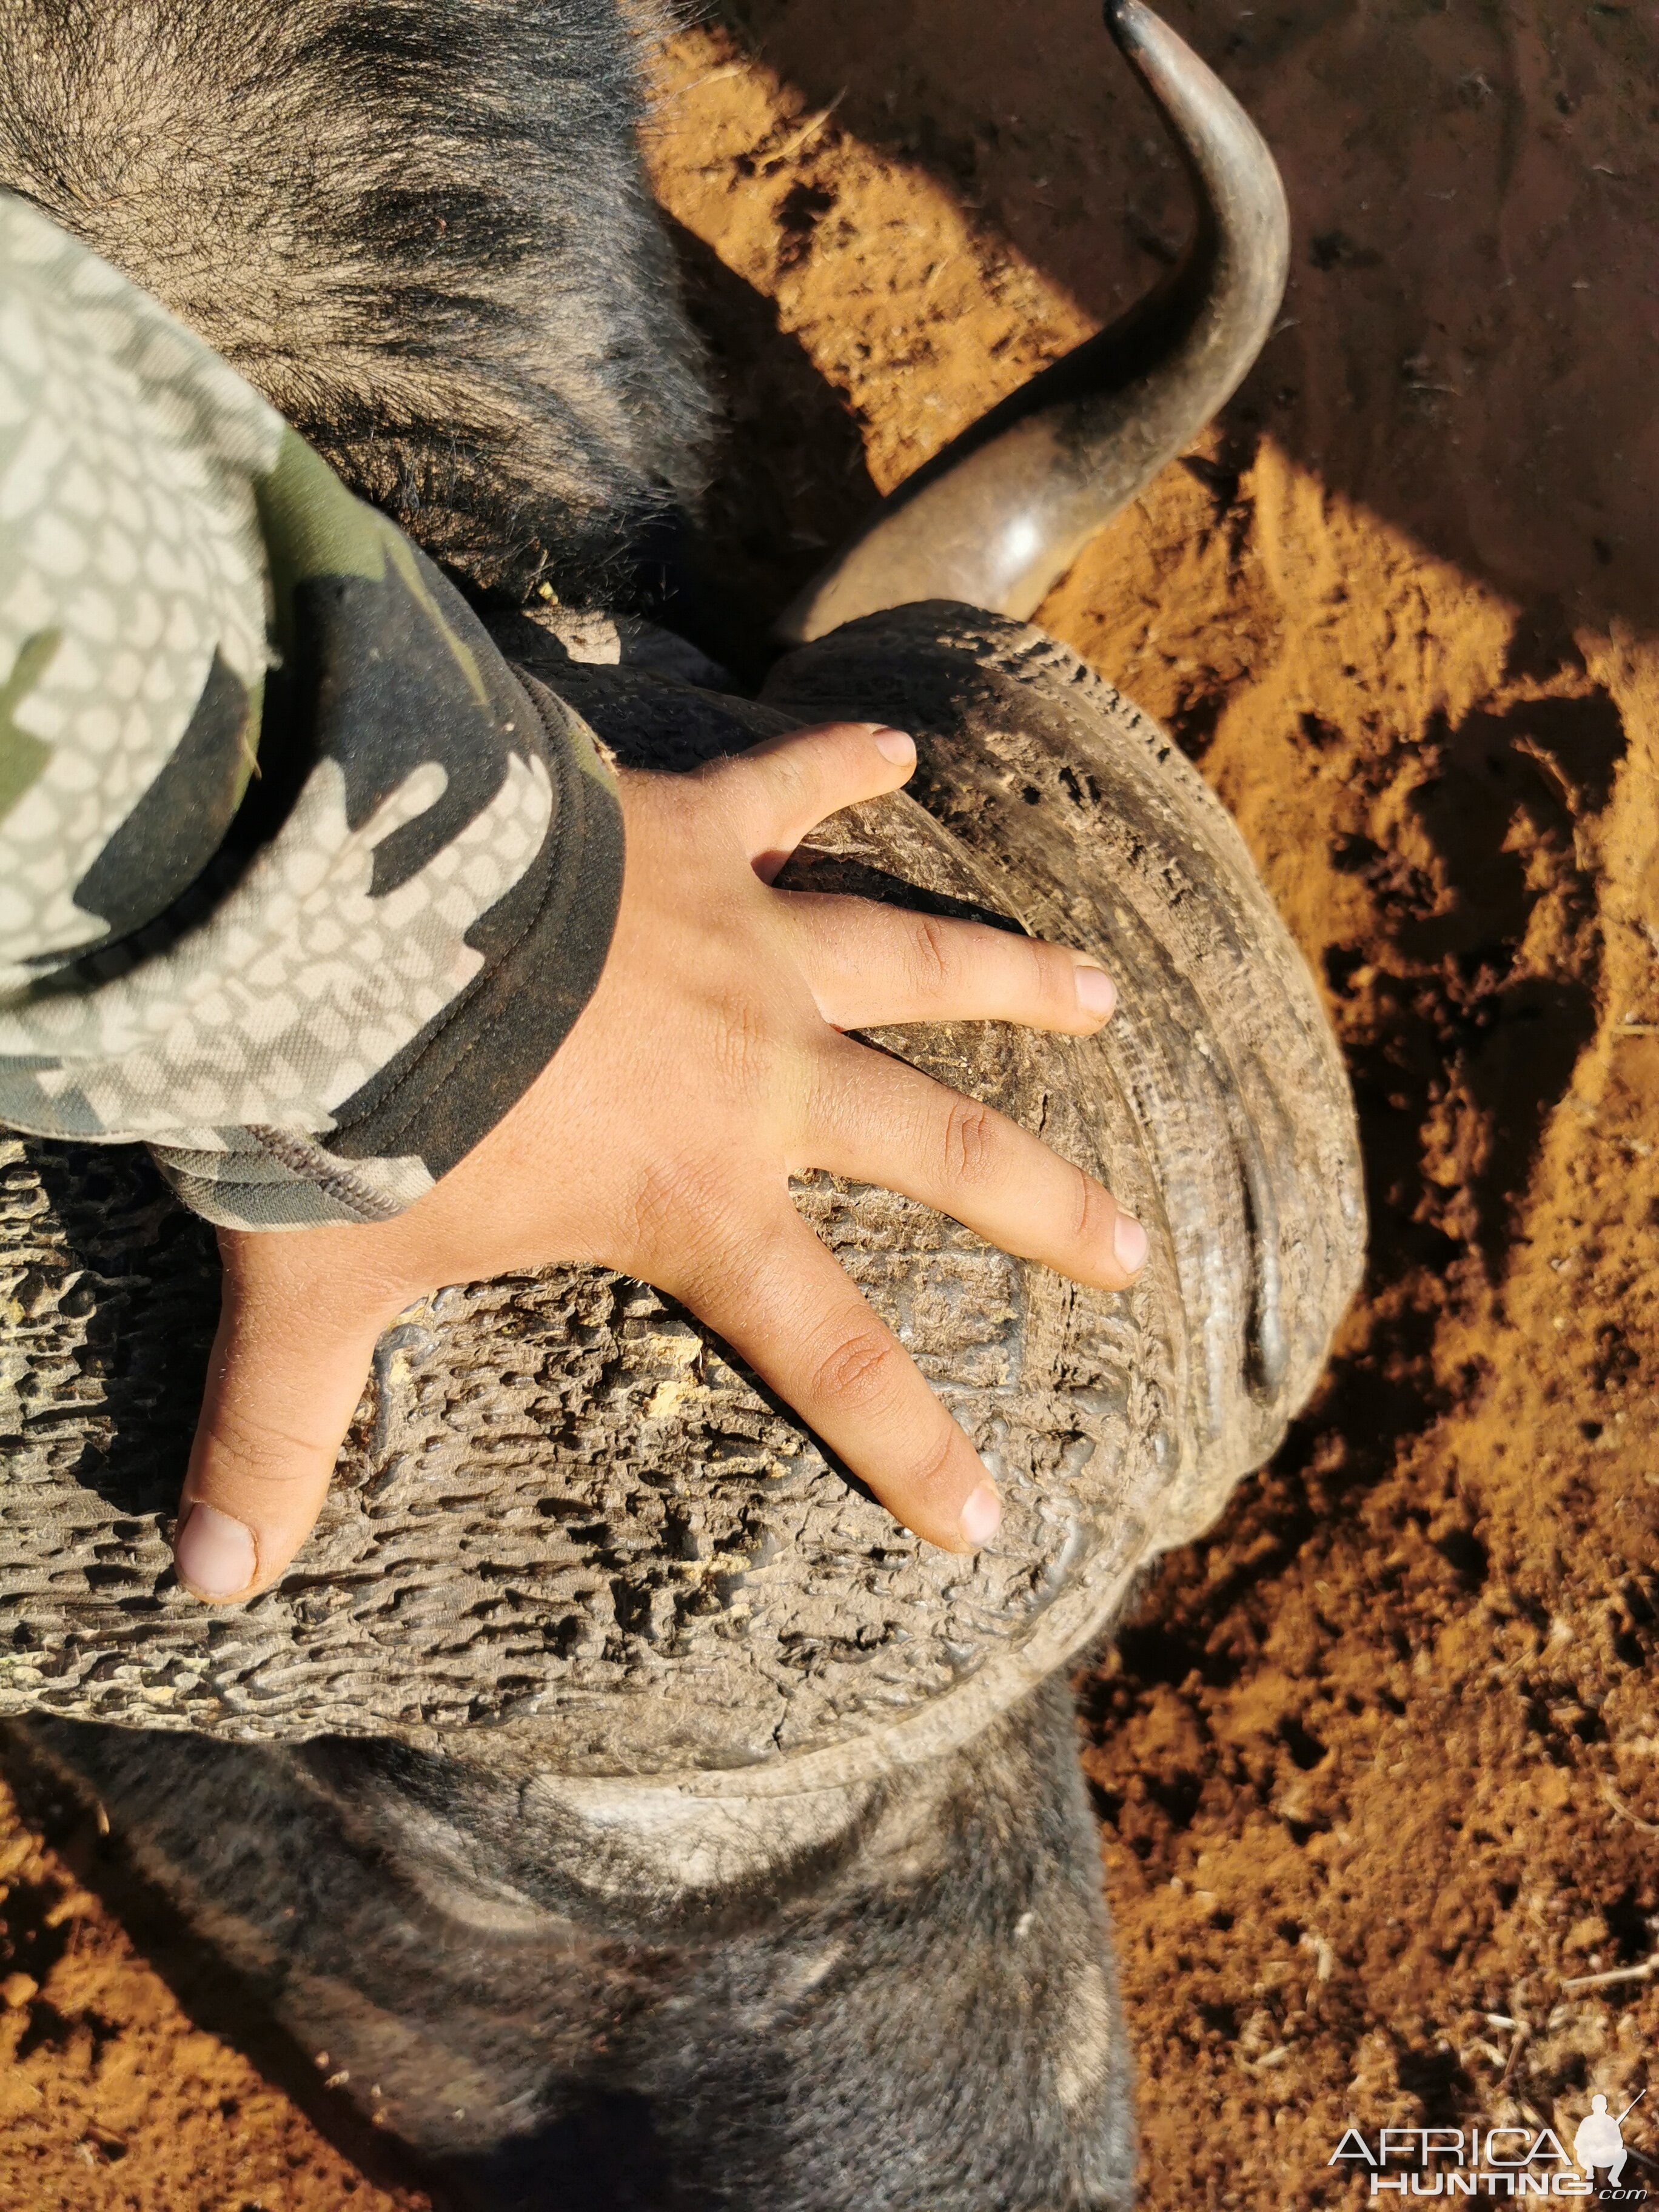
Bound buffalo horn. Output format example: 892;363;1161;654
773;0;1290;646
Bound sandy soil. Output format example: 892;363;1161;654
4;2;1657;2204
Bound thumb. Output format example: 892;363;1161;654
173;1230;402;1604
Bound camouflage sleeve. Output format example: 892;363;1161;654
0;194;624;1230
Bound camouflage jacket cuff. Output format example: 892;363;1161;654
0;195;625;1231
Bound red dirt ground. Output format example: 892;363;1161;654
3;3;1656;2204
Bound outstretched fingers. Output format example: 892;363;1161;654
699;721;918;879
173;1230;407;1603
677;1207;1002;1554
809;1042;1150;1290
783;892;1117;1034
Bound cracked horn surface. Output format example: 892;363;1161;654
0;606;1361;1792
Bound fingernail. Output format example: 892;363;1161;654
1073;962;1116;1019
175;1502;256;1599
873;728;915;766
1113;1210;1149;1276
959;1480;1002;1548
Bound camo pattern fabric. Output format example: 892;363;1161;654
0;194;624;1228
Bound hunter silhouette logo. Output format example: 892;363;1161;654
1575;2094;1644;2192
1329;2091;1649;2197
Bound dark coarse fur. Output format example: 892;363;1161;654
0;0;713;602
16;1681;1136;2212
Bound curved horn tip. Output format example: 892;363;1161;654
775;0;1286;646
1102;0;1148;51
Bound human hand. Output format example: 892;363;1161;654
172;722;1147;1602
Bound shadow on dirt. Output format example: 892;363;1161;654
0;1729;443;2205
712;0;1658;647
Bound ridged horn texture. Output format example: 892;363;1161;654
773;0;1290;648
0;607;1362;1788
